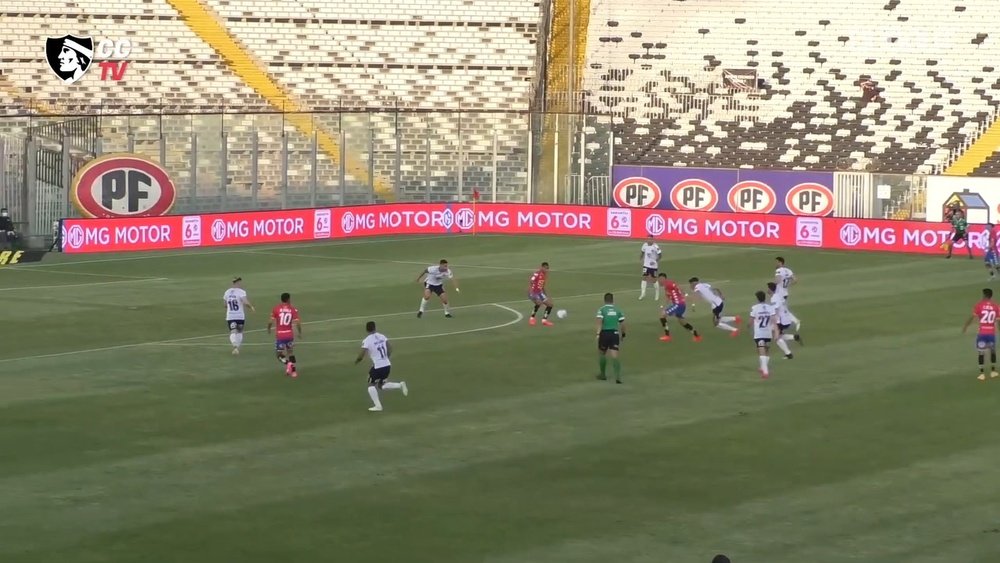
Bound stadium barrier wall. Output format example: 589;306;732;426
60;203;983;256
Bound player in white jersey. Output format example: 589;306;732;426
688;277;741;336
355;321;408;412
774;256;801;330
223;277;255;355
416;259;460;318
766;282;802;359
638;236;663;301
749;290;778;379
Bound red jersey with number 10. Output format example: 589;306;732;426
661;279;685;305
529;270;547;292
973;299;998;335
271;304;300;338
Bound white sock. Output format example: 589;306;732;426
419;298;428;312
234;333;243;348
781;334;795;341
382;382;402;390
367;386;382;409
775;338;792;355
717;322;737;332
758;355;769;374
229;333;238;346
640;280;648;296
443;303;450;314
654;283;660;300
720;316;737;323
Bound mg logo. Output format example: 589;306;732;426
211;219;227;242
840;223;862;247
440;208;454;230
341;211;356;234
65;224;84;249
455;208;475;230
645;214;665;237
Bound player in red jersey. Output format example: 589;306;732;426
963;287;999;381
657;274;700;342
528;262;555;326
267;292;302;378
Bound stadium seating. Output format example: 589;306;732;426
0;0;541;207
582;0;1000;175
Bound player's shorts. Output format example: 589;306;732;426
598;330;620;352
777;322;791;334
712;303;725;319
953;230;968;242
425;283;445;296
986;251;998;266
529;291;548;303
642;267;658;277
976;334;996;350
368;365;392;387
275;337;294;351
755;338;771;348
663;303;686;318
227;319;245;331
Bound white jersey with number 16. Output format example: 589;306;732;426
223;288;248;321
362;332;392;368
750;303;777;340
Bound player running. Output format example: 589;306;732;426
595;292;626;384
766;282;802;358
223;276;255;355
774;256;801;330
688;277;740;336
657;274;700;342
267;292;302;378
944;206;973;259
984;223;999;280
639;236;662;301
749;290;778;379
528;262;555;326
963;288;1000;381
417;259;460;318
355;321;408;412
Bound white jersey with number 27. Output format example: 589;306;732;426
775;266;795;298
641;242;661;269
223;288;248;321
362;332;392;368
750;303;777;340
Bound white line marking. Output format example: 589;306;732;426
4;268;160;280
153;303;525;347
0;290;628;363
0;277;170;292
20;234;466;269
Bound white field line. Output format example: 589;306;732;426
0;277;170;292
5;268;160;280
19;234;467;269
0;290;625;364
154;303;525;348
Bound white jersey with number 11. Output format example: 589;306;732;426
362;332;392;368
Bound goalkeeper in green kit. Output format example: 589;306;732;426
596;292;627;384
944;205;973;259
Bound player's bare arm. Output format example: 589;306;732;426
354;347;366;364
266;317;274;334
243;298;255;312
594;316;603;337
619;319;627;340
294;319;303;338
416;269;427;283
963;314;976;333
452;278;460;293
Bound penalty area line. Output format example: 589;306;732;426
152;303;525;348
0;277;170;292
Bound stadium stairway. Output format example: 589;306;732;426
945;117;1000;175
163;0;394;201
538;0;590;202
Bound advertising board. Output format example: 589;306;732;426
611;166;835;216
62;203;982;256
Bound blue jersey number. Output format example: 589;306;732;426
228;299;240;311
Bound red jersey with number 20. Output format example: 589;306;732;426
973;299;998;335
529;270;547;293
271;304;300;338
661;279;685;305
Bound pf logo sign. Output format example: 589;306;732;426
612;177;662;208
786;183;834;217
727;181;777;214
670;179;719;212
70;154;176;218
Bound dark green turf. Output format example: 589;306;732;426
1;234;999;563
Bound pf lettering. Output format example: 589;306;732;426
101;169;150;213
681;187;707;209
797;191;822;214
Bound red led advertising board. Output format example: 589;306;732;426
60;203;983;255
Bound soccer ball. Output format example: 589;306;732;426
556;309;568;319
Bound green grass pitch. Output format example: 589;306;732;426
2;234;1000;563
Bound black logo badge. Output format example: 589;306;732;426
45;35;94;84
